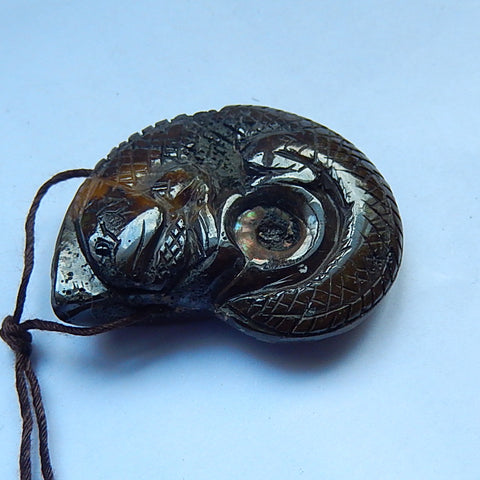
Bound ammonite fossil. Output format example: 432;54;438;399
52;106;403;341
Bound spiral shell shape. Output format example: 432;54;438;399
52;106;403;341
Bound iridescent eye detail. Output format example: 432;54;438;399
234;206;306;264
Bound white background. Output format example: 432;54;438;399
1;1;479;479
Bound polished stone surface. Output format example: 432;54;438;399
52;106;403;340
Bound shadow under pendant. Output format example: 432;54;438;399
52;105;403;342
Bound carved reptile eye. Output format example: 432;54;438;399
233;206;305;263
227;185;325;268
94;238;114;257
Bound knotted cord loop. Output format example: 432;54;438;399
0;316;32;355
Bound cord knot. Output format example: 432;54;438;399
0;315;32;355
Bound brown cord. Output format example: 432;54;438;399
0;169;145;480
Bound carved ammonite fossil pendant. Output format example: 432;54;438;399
52;106;403;341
